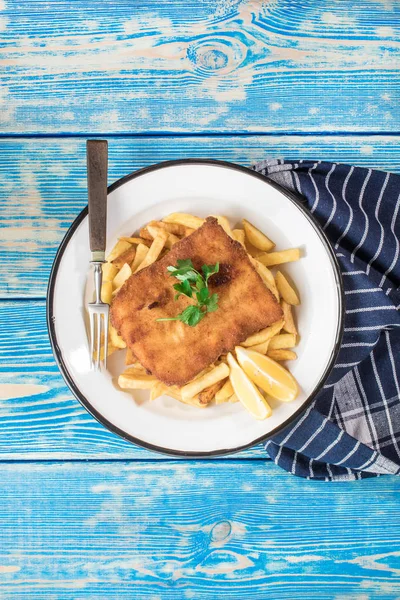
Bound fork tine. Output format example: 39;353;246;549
89;310;95;369
103;314;109;369
96;312;102;371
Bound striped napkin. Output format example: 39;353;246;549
254;160;400;481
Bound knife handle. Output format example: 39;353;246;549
87;140;108;261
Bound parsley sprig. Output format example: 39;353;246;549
156;259;219;327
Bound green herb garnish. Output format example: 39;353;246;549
156;259;219;327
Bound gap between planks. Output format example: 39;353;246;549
0;458;272;464
0;131;399;139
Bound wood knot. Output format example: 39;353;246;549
187;37;247;76
210;520;232;542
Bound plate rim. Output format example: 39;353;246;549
46;158;345;457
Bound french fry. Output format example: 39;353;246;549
150;381;165;401
109;324;126;349
267;349;297;361
215;395;230;405
229;394;239;403
157;384;205;407
196;381;224;406
102;262;118;282
232;228;246;247
112;263;132;290
148;220;187;237
248;340;270;354
135;231;167;272
275;271;300;305
146;224;179;249
246;244;264;258
159;248;170;260
212;215;234;239
163;233;180;250
130;361;146;371
119;237;151;247
281;300;297;335
163;213;204;229
156;384;180;400
118;369;157;390
181;363;230;400
250;258;279;301
242;319;284;347
269;334;297;350
243;219;275;251
125;347;136;366
112;246;136;270
139;227;153;241
183;228;195;237
107;240;132;262
131;243;149;272
101;281;113;304
98;342;118;362
256;248;301;267
215;379;234;402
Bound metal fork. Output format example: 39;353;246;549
87;140;109;370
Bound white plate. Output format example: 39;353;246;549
47;160;344;456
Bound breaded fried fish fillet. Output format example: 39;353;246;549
111;217;283;386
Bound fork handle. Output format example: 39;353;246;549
87;140;108;261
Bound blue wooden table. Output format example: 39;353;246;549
1;1;400;598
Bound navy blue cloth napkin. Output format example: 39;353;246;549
254;159;400;481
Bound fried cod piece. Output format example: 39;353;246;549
111;218;283;386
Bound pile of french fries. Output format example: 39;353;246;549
99;213;301;409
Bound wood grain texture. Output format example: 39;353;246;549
0;0;399;134
1;135;400;298
1;461;400;599
0;300;266;459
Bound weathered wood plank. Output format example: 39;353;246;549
0;460;399;599
0;300;266;459
0;0;399;134
1;135;400;297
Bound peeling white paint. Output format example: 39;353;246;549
90;110;121;125
0;384;49;400
376;26;394;37
82;20;100;31
197;104;228;125
360;145;374;156
286;554;325;564
321;12;357;27
341;551;400;575
91;484;124;494
242;483;253;492
60;111;75;121
137;107;150;120
48;163;70;177
265;494;278;503
1;228;61;242
123;14;173;34
0;565;20;573
269;103;282;112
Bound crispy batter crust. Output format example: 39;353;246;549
111;217;283;386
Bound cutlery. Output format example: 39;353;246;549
87;139;109;370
